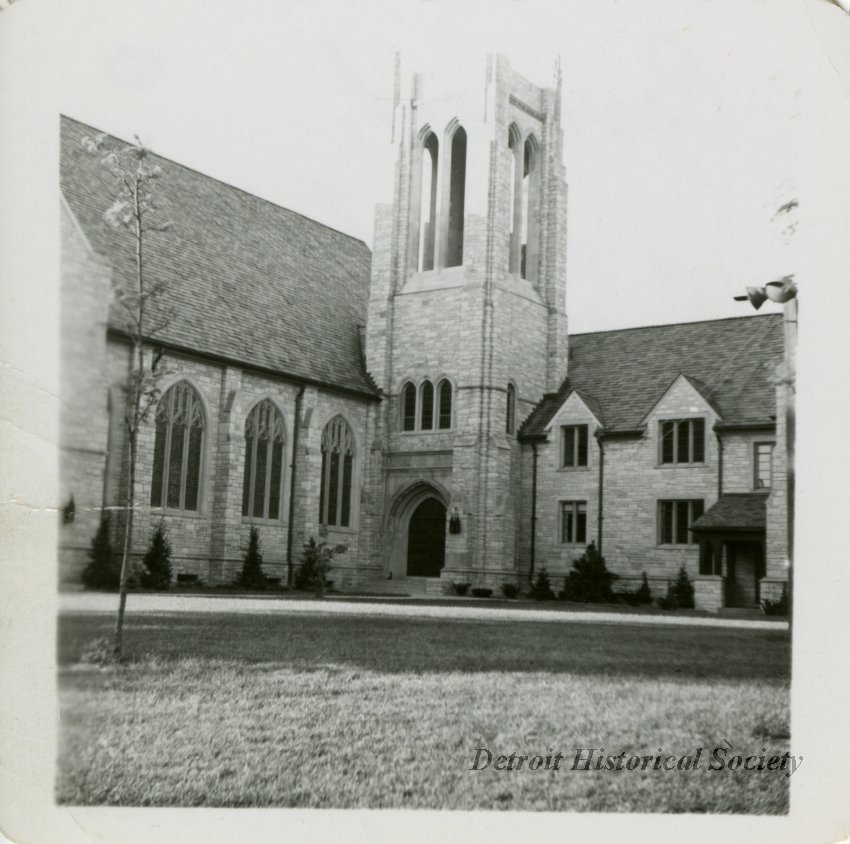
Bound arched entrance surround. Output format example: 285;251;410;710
383;480;450;580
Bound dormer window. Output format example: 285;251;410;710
660;418;705;464
561;424;589;468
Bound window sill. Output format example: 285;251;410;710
558;465;591;472
150;508;205;520
656;544;699;549
656;463;709;469
399;429;454;435
241;517;286;527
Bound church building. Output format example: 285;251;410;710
58;55;791;612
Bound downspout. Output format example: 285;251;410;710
596;433;604;553
286;384;306;585
529;442;539;581
716;433;723;498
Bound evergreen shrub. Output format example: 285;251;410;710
81;513;120;590
501;583;519;599
141;520;172;590
295;538;346;594
656;566;695;610
529;568;556;601
238;526;267;590
559;542;619;603
616;572;653;606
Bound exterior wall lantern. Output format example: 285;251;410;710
449;507;462;534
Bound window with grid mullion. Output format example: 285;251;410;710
561;425;588;468
561;501;587;543
661;418;705;464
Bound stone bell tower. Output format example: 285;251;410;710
366;53;568;587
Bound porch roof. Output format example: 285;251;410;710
692;493;767;532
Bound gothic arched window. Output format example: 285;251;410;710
418;132;439;271
242;400;286;520
445;124;467;268
420;380;435;430
402;382;417;432
319;415;355;528
507;124;522;273
437;378;452;430
506;383;517;436
521;135;540;283
150;381;205;511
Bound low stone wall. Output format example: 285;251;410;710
759;577;787;605
694;575;724;612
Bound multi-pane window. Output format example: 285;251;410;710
402;382;417;431
561;424;589;467
561;501;587;544
401;378;453;431
754;442;774;490
658;499;704;545
150;381;205;511
660;418;705;464
241;400;285;520
319;415;354;528
437;379;452;430
420;381;434;431
506;384;516;435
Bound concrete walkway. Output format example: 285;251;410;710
59;592;788;631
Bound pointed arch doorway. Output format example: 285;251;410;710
407;497;446;577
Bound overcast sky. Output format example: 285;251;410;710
3;0;850;333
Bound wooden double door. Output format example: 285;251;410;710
406;497;446;577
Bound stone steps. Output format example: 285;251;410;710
350;576;445;597
716;606;764;617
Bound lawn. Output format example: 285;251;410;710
56;611;791;812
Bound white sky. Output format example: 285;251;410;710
3;0;848;332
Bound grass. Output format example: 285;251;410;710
56;611;791;811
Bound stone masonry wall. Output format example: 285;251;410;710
63;333;378;588
529;377;723;596
58;200;114;586
721;430;776;493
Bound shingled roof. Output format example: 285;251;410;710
60;116;377;397
521;313;783;437
692;493;767;532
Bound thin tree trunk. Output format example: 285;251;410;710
114;421;138;660
114;182;146;661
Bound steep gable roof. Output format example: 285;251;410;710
522;314;783;438
60;116;377;397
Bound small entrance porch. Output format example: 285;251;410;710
692;493;768;612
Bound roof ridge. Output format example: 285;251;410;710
569;312;781;339
60;114;369;250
